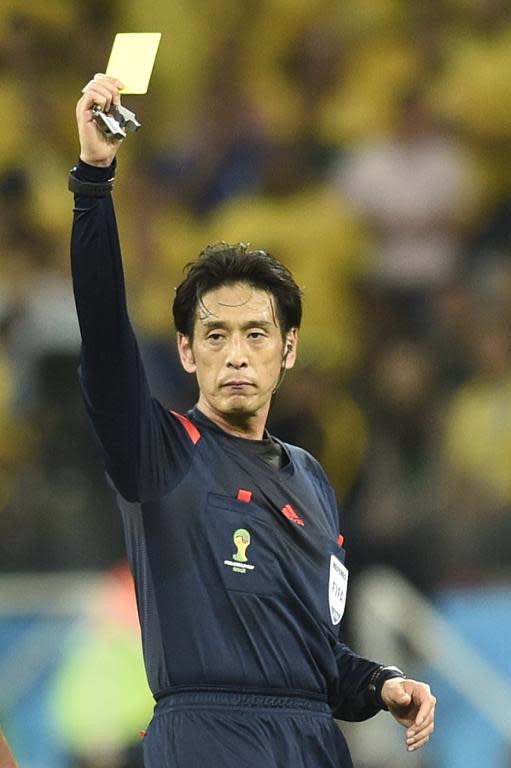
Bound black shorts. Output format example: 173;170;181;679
142;690;353;768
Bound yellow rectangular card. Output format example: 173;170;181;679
106;32;161;94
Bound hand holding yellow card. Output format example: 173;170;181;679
106;33;161;94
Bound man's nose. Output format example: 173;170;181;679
226;336;248;368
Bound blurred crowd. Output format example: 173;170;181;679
1;0;511;590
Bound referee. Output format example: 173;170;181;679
70;74;435;768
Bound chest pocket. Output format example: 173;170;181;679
201;492;279;596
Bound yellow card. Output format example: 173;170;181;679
106;33;161;94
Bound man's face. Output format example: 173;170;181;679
177;282;297;427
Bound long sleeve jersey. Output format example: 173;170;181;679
70;159;387;722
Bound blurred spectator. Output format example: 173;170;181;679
430;0;511;200
349;340;444;592
430;279;475;394
145;34;268;217
440;305;511;583
0;349;126;571
0;316;32;515
3;233;81;414
333;87;480;343
269;366;368;503
431;0;511;145
466;194;511;276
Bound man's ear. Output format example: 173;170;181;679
177;333;196;373
284;328;298;370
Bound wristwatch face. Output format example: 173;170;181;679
383;666;405;677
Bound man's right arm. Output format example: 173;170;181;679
71;75;192;501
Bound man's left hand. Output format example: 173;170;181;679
381;678;436;752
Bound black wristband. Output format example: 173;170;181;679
68;166;115;197
368;665;406;711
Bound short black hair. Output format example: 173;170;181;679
173;242;302;339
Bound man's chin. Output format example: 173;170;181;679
219;394;259;416
223;401;256;416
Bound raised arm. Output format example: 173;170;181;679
71;76;192;500
72;75;135;417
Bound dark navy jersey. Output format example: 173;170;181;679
70;160;386;723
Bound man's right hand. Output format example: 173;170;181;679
76;74;125;167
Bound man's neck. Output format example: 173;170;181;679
196;399;268;440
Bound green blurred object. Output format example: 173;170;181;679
51;626;153;754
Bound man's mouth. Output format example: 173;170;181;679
221;380;255;389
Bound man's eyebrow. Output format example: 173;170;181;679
199;319;276;330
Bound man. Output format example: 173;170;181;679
70;74;435;768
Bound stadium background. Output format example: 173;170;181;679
1;0;511;765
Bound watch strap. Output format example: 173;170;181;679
68;166;115;197
368;665;406;711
